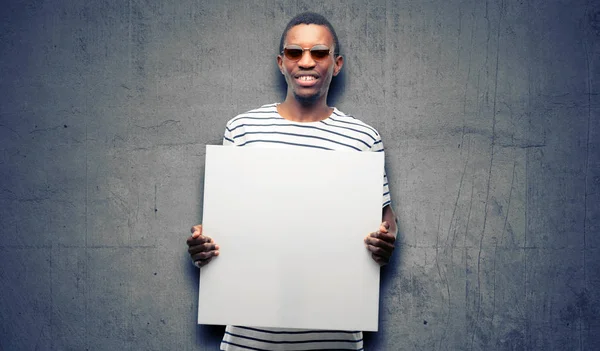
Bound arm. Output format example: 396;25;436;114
364;204;397;266
186;123;232;268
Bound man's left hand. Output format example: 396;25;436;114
364;221;396;266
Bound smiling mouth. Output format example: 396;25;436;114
297;76;316;81
294;75;319;86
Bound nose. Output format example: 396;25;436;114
297;50;316;68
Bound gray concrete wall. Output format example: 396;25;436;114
1;0;598;350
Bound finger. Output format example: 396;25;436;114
186;235;213;246
194;257;212;268
369;231;396;244
191;225;202;238
190;247;219;260
366;244;392;258
364;236;395;252
188;243;219;255
191;249;219;262
372;253;389;266
379;224;389;233
190;224;203;238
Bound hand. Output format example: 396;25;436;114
186;224;220;268
364;221;396;266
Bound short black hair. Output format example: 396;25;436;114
279;12;341;56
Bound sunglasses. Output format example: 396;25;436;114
281;45;333;61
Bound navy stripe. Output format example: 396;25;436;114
236;326;360;335
229;123;371;148
319;120;376;142
225;331;362;345
329;115;379;136
374;149;384;152
220;340;270;351
384;182;389;187
383;191;390;196
235;131;362;151
221;340;363;351
383;200;391;207
224;135;234;143
237;140;333;150
370;142;383;152
373;140;382;145
229;108;378;143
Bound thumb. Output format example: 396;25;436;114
191;225;202;238
380;221;390;232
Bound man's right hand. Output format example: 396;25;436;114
187;224;220;268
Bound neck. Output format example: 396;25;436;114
278;94;332;123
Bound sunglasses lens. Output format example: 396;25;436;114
283;46;332;61
310;49;330;60
284;48;303;60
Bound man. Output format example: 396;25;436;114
187;12;397;351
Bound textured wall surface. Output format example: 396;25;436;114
1;0;599;350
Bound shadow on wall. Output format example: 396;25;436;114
191;163;225;348
196;324;226;349
363;219;405;350
274;64;346;107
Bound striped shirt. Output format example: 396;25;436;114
220;103;390;351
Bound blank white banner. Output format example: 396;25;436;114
198;145;384;331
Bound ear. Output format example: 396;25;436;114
277;55;284;74
333;55;344;76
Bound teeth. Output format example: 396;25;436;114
298;76;315;81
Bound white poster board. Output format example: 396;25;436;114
198;145;383;331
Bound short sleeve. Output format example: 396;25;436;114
223;122;235;146
382;168;391;208
371;133;391;208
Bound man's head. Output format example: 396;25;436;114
279;12;341;56
277;12;344;105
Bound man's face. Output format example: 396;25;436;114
277;24;344;104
